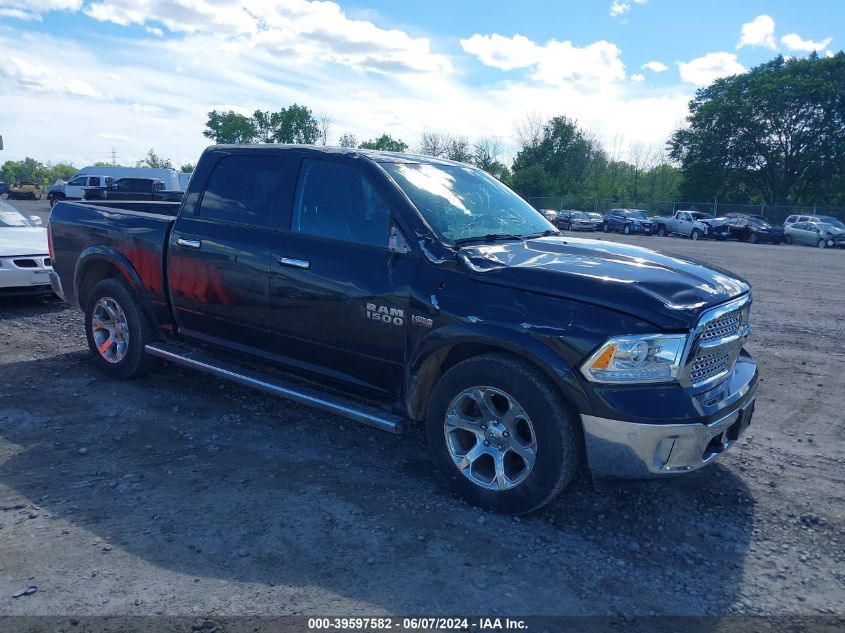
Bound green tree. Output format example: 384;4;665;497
669;53;845;204
203;110;257;144
511;116;598;196
180;163;195;173
136;149;173;169
358;133;408;152
273;104;320;144
338;132;358;148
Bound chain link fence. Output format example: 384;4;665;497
524;196;845;225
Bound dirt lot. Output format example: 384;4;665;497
0;231;843;619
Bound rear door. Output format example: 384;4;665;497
168;153;294;352
267;156;417;396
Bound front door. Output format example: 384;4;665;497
169;153;294;352
268;157;417;397
65;176;88;199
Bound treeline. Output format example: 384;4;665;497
0;158;76;185
202;104;677;202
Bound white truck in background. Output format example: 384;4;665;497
47;166;183;206
654;210;718;240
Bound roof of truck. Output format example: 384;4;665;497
206;144;468;167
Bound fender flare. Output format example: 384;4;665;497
404;322;591;422
73;246;160;334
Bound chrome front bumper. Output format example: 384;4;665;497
581;399;755;479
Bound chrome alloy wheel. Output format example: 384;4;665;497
444;386;537;491
91;296;129;364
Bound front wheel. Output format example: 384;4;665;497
85;278;157;379
750;232;759;244
602;222;610;233
426;354;581;514
691;228;702;241
817;239;827;249
658;225;667;237
623;224;632;235
784;235;792;245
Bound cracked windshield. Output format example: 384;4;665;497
382;162;554;244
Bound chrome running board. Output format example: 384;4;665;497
144;342;405;434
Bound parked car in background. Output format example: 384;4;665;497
654;210;721;240
783;214;845;229
602;208;655;235
83;178;184;202
722;214;784;244
47;174;111;207
539;209;558;223
0;181;9;196
784;222;843;248
558;210;600;231
0;199;52;296
8;181;43;200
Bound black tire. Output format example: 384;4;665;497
784;235;792;245
691;228;702;241
817;239;826;249
658;225;667;237
623;223;632;235
84;278;157;379
750;232;758;244
425;353;581;514
602;222;610;233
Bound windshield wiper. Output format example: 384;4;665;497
522;229;561;239
452;233;525;247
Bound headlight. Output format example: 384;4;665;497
580;333;688;384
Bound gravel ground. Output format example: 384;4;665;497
0;231;843;619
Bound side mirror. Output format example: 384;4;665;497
388;225;411;255
30;215;43;227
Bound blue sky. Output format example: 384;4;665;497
0;0;841;168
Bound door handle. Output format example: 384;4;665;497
277;256;310;270
177;238;202;249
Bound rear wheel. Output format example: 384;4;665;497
750;232;759;244
426;354;581;514
85;278;157;379
602;222;610;233
784;235;792;245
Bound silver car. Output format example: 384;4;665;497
784;221;843;249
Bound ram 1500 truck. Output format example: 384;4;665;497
654;210;725;240
48;145;758;514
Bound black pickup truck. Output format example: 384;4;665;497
48;145;758;513
83;177;183;203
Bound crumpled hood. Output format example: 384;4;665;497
458;236;750;329
0;227;49;257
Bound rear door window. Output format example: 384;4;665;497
199;155;288;228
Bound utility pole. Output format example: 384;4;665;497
110;147;118;166
0;134;4;150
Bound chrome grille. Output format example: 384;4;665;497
683;295;751;388
689;351;730;384
701;310;741;343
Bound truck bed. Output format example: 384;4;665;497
49;200;177;324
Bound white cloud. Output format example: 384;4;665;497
609;1;630;17
642;61;668;73
780;33;833;52
826;50;835;58
630;73;645;83
79;0;452;76
96;133;134;142
678;52;746;86
0;0;81;20
737;15;776;49
461;33;626;85
145;26;163;37
0;55;105;99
